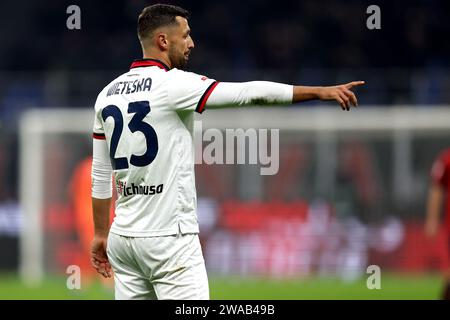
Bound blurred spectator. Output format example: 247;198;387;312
425;148;450;300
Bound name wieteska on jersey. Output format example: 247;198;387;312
106;77;152;96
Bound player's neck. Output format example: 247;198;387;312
142;51;172;69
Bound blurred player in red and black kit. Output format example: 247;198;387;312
425;148;450;300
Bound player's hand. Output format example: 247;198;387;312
90;235;112;278
318;81;365;111
425;218;439;238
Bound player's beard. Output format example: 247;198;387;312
169;46;188;69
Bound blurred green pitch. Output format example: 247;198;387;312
0;273;442;300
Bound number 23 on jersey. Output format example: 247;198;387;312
102;100;159;170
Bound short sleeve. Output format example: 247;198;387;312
431;153;448;186
166;69;219;114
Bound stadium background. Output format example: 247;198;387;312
0;0;449;299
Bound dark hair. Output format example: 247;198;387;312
137;4;190;41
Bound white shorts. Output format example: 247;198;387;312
106;232;209;300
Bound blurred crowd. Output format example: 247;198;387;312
2;0;449;71
0;0;449;125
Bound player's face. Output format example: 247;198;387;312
168;16;194;69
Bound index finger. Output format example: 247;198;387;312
345;81;365;89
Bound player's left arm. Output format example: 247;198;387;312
205;81;365;111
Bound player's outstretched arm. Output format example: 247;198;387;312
205;80;365;111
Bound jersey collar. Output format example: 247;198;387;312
130;59;170;71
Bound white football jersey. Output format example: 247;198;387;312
92;59;218;237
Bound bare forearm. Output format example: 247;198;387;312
92;197;111;237
294;81;365;110
426;184;443;222
293;86;321;102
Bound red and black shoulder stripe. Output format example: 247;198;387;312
195;81;219;114
93;132;106;140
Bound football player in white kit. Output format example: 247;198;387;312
90;4;364;300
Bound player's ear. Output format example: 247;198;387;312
156;33;169;51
